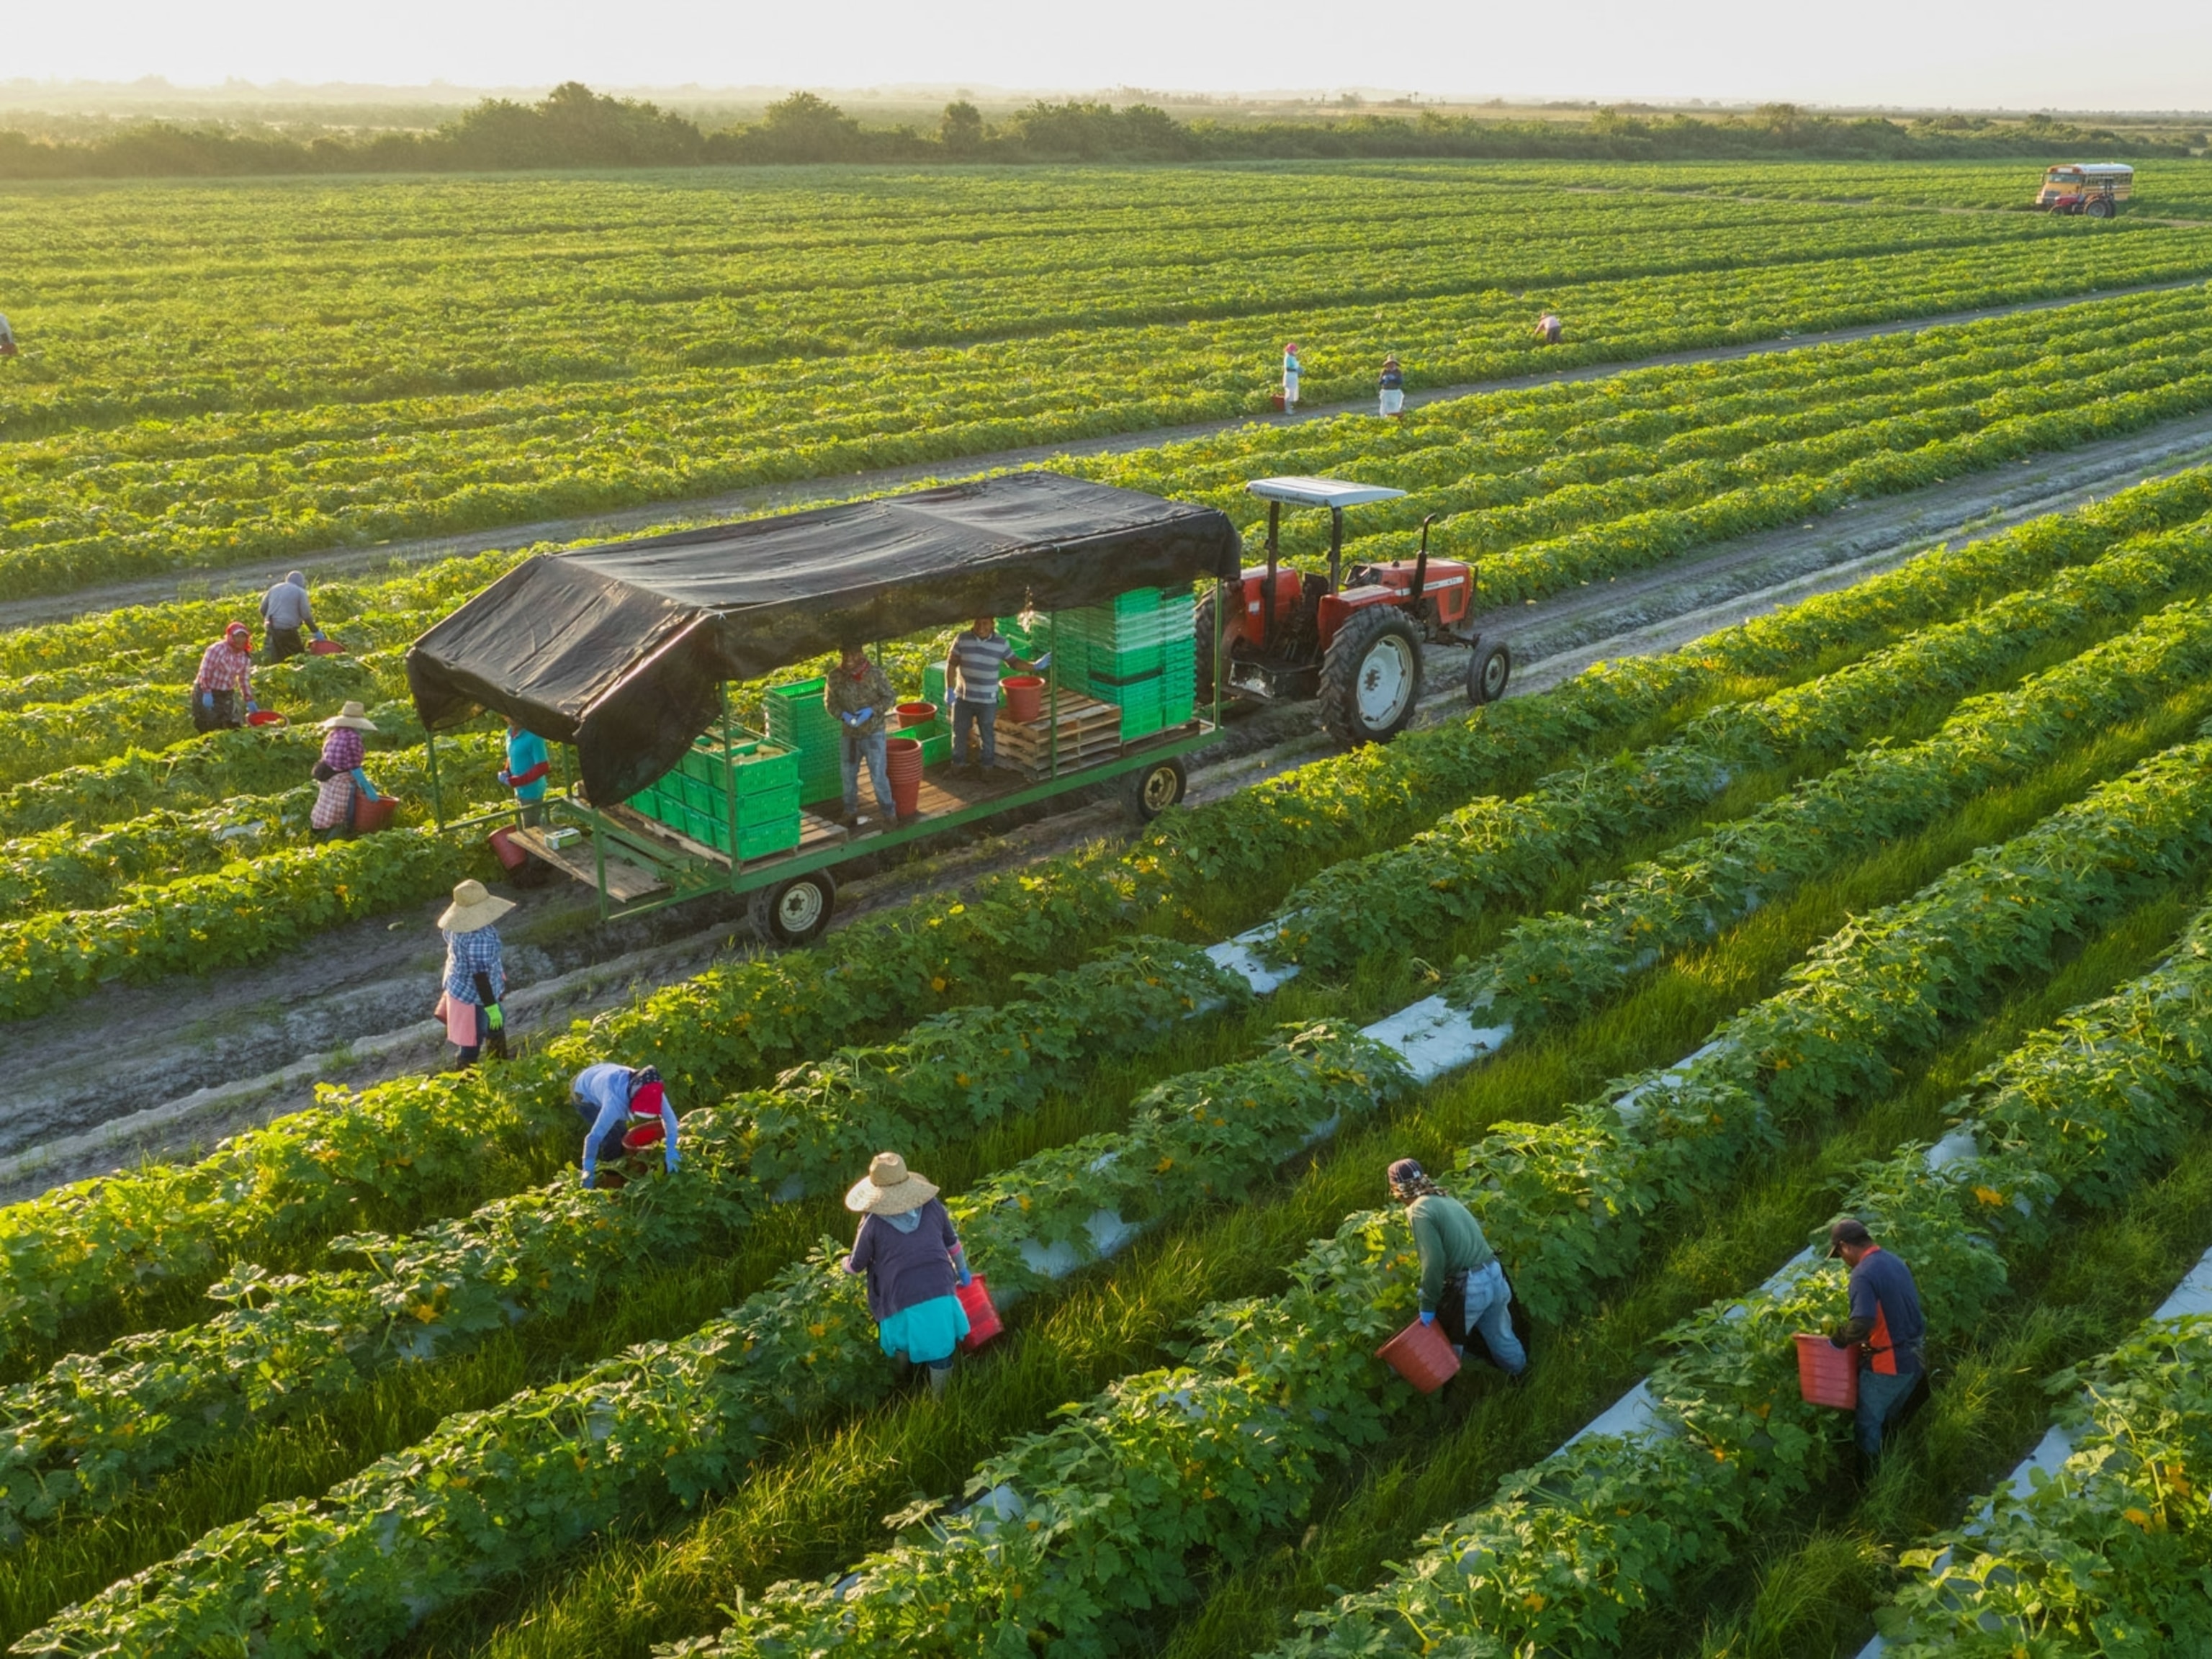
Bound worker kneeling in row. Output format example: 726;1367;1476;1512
1390;1157;1528;1381
572;1062;680;1189
844;1151;974;1398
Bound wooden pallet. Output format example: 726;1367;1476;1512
606;803;848;869
509;827;665;902
994;694;1124;777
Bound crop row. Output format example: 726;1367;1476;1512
1279;886;2212;1659
10;218;2205;595
646;733;2212;1659
7;462;2203;1371
30;627;2212;1655
0;940;1240;1537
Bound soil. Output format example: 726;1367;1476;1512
3;274;2203;633
8;406;2211;1201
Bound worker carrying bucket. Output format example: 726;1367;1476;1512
842;1152;977;1398
1389;1158;1527;1382
1822;1217;1926;1465
571;1062;680;1190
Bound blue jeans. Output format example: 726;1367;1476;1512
952;698;997;768
1449;1262;1526;1375
1856;1366;1920;1457
841;729;891;816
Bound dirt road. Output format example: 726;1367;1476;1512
3;274;2203;633
9;405;2211;1200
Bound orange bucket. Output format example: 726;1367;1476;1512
956;1274;1003;1352
1376;1318;1461;1393
895;701;937;728
353;795;400;833
885;737;923;817
1002;675;1045;723
1794;1333;1859;1410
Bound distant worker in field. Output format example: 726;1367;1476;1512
498;717;552;827
1534;311;1564;346
1389;1157;1528;1382
260;571;317;662
1378;354;1406;419
433;878;513;1069
1825;1217;1927;1465
570;1061;680;1190
825;644;898;827
1282;341;1303;412
309;701;383;839
191;622;258;732
842;1151;974;1398
945;616;1032;781
0;314;16;357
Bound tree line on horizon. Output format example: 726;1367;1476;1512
0;81;2193;180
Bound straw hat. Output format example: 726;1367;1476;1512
321;701;379;732
844;1151;939;1215
437;878;515;932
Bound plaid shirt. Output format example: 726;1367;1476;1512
194;640;253;696
441;925;505;1004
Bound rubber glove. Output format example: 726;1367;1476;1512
498;768;512;786
956;1264;974;1288
1418;1310;1436;1326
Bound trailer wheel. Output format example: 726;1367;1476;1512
1318;606;1422;747
750;870;837;946
1466;639;1511;706
1122;756;1188;823
2085;195;2115;219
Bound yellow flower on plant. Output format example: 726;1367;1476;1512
2123;1507;2152;1529
1521;1593;1546;1612
1973;1185;2005;1207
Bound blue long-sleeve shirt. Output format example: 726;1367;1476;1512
571;1061;680;1186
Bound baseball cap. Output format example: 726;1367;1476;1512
1827;1218;1874;1258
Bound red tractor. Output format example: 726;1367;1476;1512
1198;476;1511;747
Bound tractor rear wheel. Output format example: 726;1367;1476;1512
2086;196;2115;219
750;869;837;947
1466;639;1512;706
1319;606;1422;746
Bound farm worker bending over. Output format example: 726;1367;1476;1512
843;1151;974;1398
191;623;258;732
1533;311;1563;346
571;1062;679;1190
499;719;552;827
824;645;898;828
310;701;382;839
1389;1157;1527;1381
433;878;513;1069
945;616;1031;780
1281;341;1302;411
1825;1217;1926;1462
1378;354;1405;419
260;571;316;662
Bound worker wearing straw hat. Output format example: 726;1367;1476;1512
433;879;514;1069
1378;355;1405;419
843;1152;974;1397
310;701;383;839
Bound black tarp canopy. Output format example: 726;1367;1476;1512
407;471;1242;805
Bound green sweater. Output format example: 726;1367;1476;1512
1406;1193;1497;1312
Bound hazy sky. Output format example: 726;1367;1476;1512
11;0;2211;112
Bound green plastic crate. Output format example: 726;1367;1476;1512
920;730;951;766
732;744;799;796
737;781;802;827
739;817;802;860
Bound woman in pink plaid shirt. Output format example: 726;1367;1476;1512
191;623;257;732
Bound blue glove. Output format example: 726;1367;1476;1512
855;707;874;723
956;1264;974;1288
1418;1310;1436;1326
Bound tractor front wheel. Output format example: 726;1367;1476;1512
1466;639;1512;706
750;869;837;946
1319;606;1422;746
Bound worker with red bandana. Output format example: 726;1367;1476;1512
192;622;258;732
572;1062;680;1190
1826;1217;1926;1462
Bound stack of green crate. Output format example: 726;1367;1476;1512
763;679;845;806
1058;586;1197;739
626;733;802;860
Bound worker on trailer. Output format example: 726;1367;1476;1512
945;617;1033;780
1390;1157;1528;1382
432;878;513;1069
260;571;317;662
571;1061;680;1190
191;622;258;732
1282;341;1302;412
843;1151;974;1398
309;701;383;838
1378;354;1405;419
825;644;899;827
1825;1217;1926;1464
1534;311;1563;346
499;717;552;827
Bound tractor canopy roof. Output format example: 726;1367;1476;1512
406;470;1240;804
1245;477;1408;509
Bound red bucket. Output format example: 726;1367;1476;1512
1375;1318;1461;1394
352;795;400;833
1794;1332;1859;1410
488;826;528;871
1002;675;1045;723
957;1274;1004;1352
246;710;287;727
307;639;347;656
885;737;923;817
895;701;937;729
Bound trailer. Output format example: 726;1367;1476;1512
405;472;1241;943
